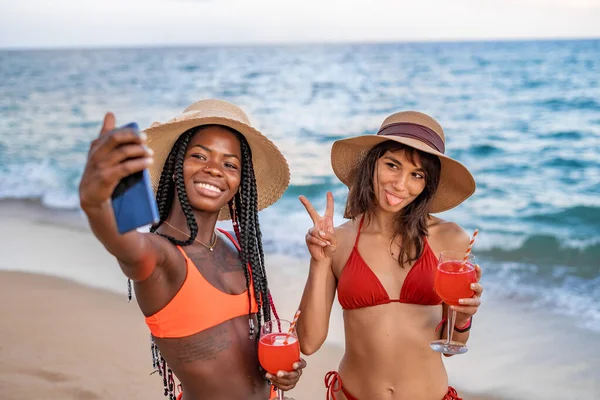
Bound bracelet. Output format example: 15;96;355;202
454;317;472;333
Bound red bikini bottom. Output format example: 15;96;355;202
325;371;463;400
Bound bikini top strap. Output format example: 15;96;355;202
354;215;366;247
217;228;241;251
217;228;256;294
175;245;190;259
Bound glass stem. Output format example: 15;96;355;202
447;309;457;344
278;388;285;400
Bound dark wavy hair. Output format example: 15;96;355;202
344;140;441;266
128;125;273;399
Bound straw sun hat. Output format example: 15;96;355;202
331;111;475;213
144;99;290;220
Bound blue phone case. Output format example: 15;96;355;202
111;122;160;234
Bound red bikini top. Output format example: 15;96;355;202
337;216;442;309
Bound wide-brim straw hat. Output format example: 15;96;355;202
144;99;290;220
331;111;475;213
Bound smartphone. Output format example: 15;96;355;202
111;122;160;234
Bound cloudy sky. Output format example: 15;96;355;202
1;0;599;48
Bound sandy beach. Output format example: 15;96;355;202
1;200;599;400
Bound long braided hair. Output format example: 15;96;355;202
127;125;274;399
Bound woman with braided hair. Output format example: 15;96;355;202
79;99;306;400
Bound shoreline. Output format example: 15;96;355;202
1;199;599;399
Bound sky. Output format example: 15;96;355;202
1;0;599;48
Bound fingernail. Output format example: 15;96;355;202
470;284;476;289
146;157;154;165
326;241;331;246
139;132;148;140
319;231;326;237
265;373;272;379
459;299;465;304
277;372;284;378
293;363;299;369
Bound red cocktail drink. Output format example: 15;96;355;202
434;260;477;306
429;250;477;355
258;333;300;375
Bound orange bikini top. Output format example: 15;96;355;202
337;216;442;309
145;229;258;338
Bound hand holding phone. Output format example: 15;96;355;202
111;122;159;234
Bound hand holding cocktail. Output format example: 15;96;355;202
430;230;484;355
449;262;483;329
259;311;306;399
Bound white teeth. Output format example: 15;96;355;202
195;183;222;193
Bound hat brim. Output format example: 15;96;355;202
331;135;475;213
145;116;290;221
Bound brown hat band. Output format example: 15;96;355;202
377;123;445;154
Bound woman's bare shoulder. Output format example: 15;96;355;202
335;218;358;238
331;217;361;272
427;216;470;252
142;231;187;277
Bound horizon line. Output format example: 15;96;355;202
1;35;599;52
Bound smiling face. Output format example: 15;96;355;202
373;148;427;214
182;125;242;213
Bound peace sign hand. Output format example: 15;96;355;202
299;192;337;262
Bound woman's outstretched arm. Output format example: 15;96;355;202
79;113;166;282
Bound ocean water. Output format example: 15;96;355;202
1;40;599;332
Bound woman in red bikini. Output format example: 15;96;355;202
79;99;306;400
297;111;483;400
